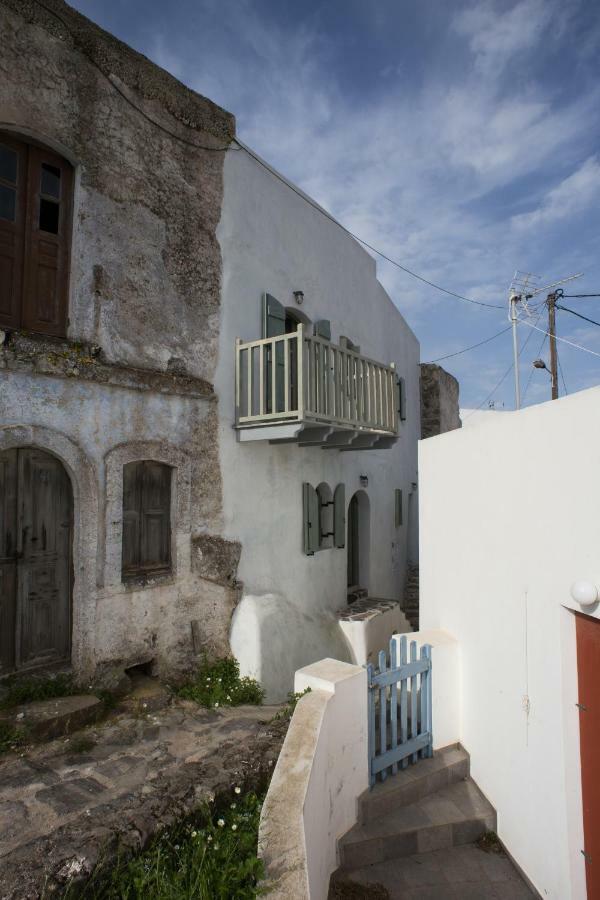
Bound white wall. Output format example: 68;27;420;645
217;146;420;700
419;388;600;899
258;659;368;900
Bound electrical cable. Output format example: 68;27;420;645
32;0;508;313
562;293;600;298
522;332;548;404
556;305;600;329
424;324;512;363
557;350;568;395
463;320;538;417
517;319;600;359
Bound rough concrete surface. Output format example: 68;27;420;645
420;364;461;439
0;700;286;899
0;694;103;741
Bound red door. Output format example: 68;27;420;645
576;612;600;898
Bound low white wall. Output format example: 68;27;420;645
259;658;368;899
338;602;412;667
391;628;460;751
419;388;600;900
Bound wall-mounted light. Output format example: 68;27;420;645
293;290;304;305
570;580;599;608
359;474;368;488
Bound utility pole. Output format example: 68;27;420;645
546;292;559;400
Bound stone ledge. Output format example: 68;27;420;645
1;695;103;741
337;597;401;622
0;332;215;399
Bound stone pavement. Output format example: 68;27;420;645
0;699;286;899
338;843;537;899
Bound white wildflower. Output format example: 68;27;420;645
217;819;225;828
234;786;241;794
231;824;237;831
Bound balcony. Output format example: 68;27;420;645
235;324;399;448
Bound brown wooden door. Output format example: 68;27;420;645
576;612;600;898
0;448;72;675
0;136;27;330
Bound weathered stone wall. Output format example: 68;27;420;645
419;363;461;439
0;0;238;682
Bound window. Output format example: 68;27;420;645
0;132;73;337
122;461;172;579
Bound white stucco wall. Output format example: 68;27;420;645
419;387;600;899
217;146;420;700
258;659;368;900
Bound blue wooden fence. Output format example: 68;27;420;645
367;636;432;787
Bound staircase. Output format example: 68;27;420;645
403;564;420;630
337;745;496;870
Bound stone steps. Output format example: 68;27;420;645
402;564;420;630
338;745;496;870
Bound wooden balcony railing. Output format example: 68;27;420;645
235;324;398;434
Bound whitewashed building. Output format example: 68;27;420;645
218;145;420;699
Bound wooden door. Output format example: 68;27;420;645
347;493;359;588
576;612;600;898
0;448;72;675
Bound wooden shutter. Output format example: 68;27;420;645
303;482;319;555
0;135;27;330
398;376;407;421
314;319;331;340
262;292;286;338
395;488;403;527
22;143;73;337
263;293;286;413
334;483;346;549
122;461;172;578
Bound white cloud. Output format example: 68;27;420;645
511;156;600;230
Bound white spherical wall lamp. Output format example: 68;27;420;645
570;580;599;609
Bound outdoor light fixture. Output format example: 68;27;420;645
533;359;548;370
293;290;304;305
360;474;368;487
570;580;599;608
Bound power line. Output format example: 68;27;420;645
562;293;600;298
556;304;600;329
464;321;538;417
557;350;568;395
522;332;548;404
238;142;504;310
518;319;600;359
425;324;512;363
32;0;511;315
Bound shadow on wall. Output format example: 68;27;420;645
230;594;352;703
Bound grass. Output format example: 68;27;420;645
66;789;265;899
174;658;264;709
0;721;25;755
271;687;311;721
0;673;79;709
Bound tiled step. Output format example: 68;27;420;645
359;745;470;824
340;778;496;870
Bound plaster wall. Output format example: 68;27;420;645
0;372;233;680
218;146;420;700
0;1;237;681
418;387;600;899
258;659;368;900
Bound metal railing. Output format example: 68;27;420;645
235;324;398;433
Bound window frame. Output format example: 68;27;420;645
0;131;73;337
121;460;173;582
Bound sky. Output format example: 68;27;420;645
70;0;600;410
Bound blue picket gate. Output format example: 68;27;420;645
367;635;433;787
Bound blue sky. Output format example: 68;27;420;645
70;0;600;410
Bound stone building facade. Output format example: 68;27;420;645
419;363;461;439
0;0;238;684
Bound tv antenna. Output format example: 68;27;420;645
508;271;582;409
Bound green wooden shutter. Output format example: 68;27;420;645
263;293;286;413
395;488;403;527
314;319;331;340
333;483;346;549
303;482;320;555
398;376;407;421
262;293;286;338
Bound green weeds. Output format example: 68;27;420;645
174;658;264;709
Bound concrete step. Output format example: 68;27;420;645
360;745;469;824
0;694;104;741
339;776;496;870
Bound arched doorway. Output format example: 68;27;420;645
0;448;73;675
347;490;370;596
